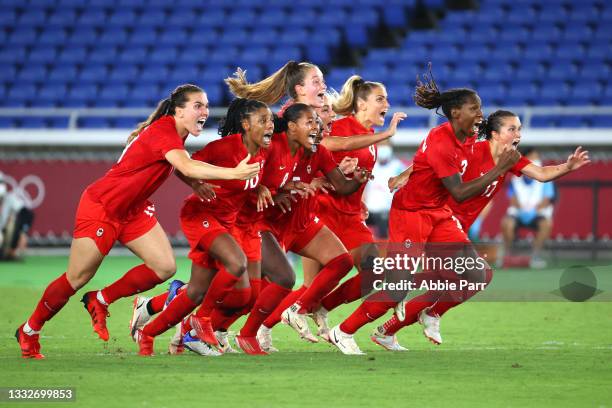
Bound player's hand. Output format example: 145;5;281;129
256;185;274;212
294;181;317;198
388;175;407;192
339;157;358;175
273;192;297;214
497;145;521;172
353;167;373;183
311;177;334;194
234;154;261;180
566;146;591;171
193;180;219;201
385;112;407;137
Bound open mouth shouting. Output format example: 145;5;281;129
472;120;482;134
512;138;520;148
196;117;207;132
262;132;273;147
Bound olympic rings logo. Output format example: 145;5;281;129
2;174;45;209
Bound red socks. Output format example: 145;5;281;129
240;282;291;337
429;268;493;317
28;273;76;331
321;274;362;312
296;253;353;313
263;285;307;328
339;291;396;335
195;268;240;317
100;264;164;305
148;292;169;314
380;291;440;335
142;291;197;337
210;287;252;330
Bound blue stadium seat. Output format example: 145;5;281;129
547;63;579;81
36;84;67;107
107;9;137;26
580;64;610;81
77;8;108;26
117;47;148;64
78;117;113;128
0;117;16;128
137;10;167;27
208;47;239;65
539;82;570;105
398;116;429;128
344;26;369;47
7;83;37;104
18;9;47;25
128;28;159;46
56;47;87;63
159;28;189;45
382;6;408;28
319;9;347;27
348;8;379;27
198;9;226;28
17;65;47;82
536;8;568;23
530;115;558;127
227;8;258;27
530;23;562;41
219;29;249;45
139;65;170;84
0;64;17;82
15;117;49;128
287;9;318;27
48;64;78;83
306;45;333;66
563;23;594;41
149;47;179;64
47;117;70;129
251;28;278;46
257;9;287;27
522;42;554;60
66;28;98;46
109;65;141;82
79;66;109;82
99;84;130;104
9;28;38;46
590;116;612;127
28;46;58;64
0;47;26;63
0;10;17;27
99;28;129;45
114;117;146;129
281;28;310;46
89;47;118;64
177;46;209;64
47;9;77;26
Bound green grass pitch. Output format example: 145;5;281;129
1;256;611;407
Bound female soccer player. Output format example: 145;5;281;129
372;110;590;350
133;98;273;356
328;70;521;355
305;75;406;340
15;85;260;359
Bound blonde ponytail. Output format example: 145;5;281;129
333;75;385;116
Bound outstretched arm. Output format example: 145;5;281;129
520;146;590;182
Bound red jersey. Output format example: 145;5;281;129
268;144;337;227
181;133;266;228
318;115;377;216
449;140;531;229
236;131;304;225
87;115;186;221
392;122;476;211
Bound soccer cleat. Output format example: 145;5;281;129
165;279;185;307
215;331;239;354
370;327;408;352
81;291;110;341
235;335;268;355
135;329;154;356
394;298;407;322
419;309;442;345
15;324;44;359
529;256;547;269
129;296;151;340
168;324;184;355
256;325;279;353
188;315;219;348
311;307;330;342
281;303;318;343
183;331;222;356
329;325;365;355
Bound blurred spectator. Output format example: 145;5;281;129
0;172;35;261
468;202;493;242
500;148;555;268
364;142;406;239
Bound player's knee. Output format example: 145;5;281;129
275;272;295;289
186;285;205;304
224;254;247;278
67;268;96;289
150;258;176;280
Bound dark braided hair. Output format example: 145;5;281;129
273;103;314;133
413;64;478;119
218;98;268;137
477;110;518;140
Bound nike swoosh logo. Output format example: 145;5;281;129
280;166;286;170
333;331;339;344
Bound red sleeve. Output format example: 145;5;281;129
426;133;462;179
148;120;185;157
329;118;350;137
510;156;531;176
316;145;339;175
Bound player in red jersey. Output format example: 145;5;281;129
371;110;590;350
328;70;522;354
291;75;407;340
14;85;260;358
132;98;273;356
